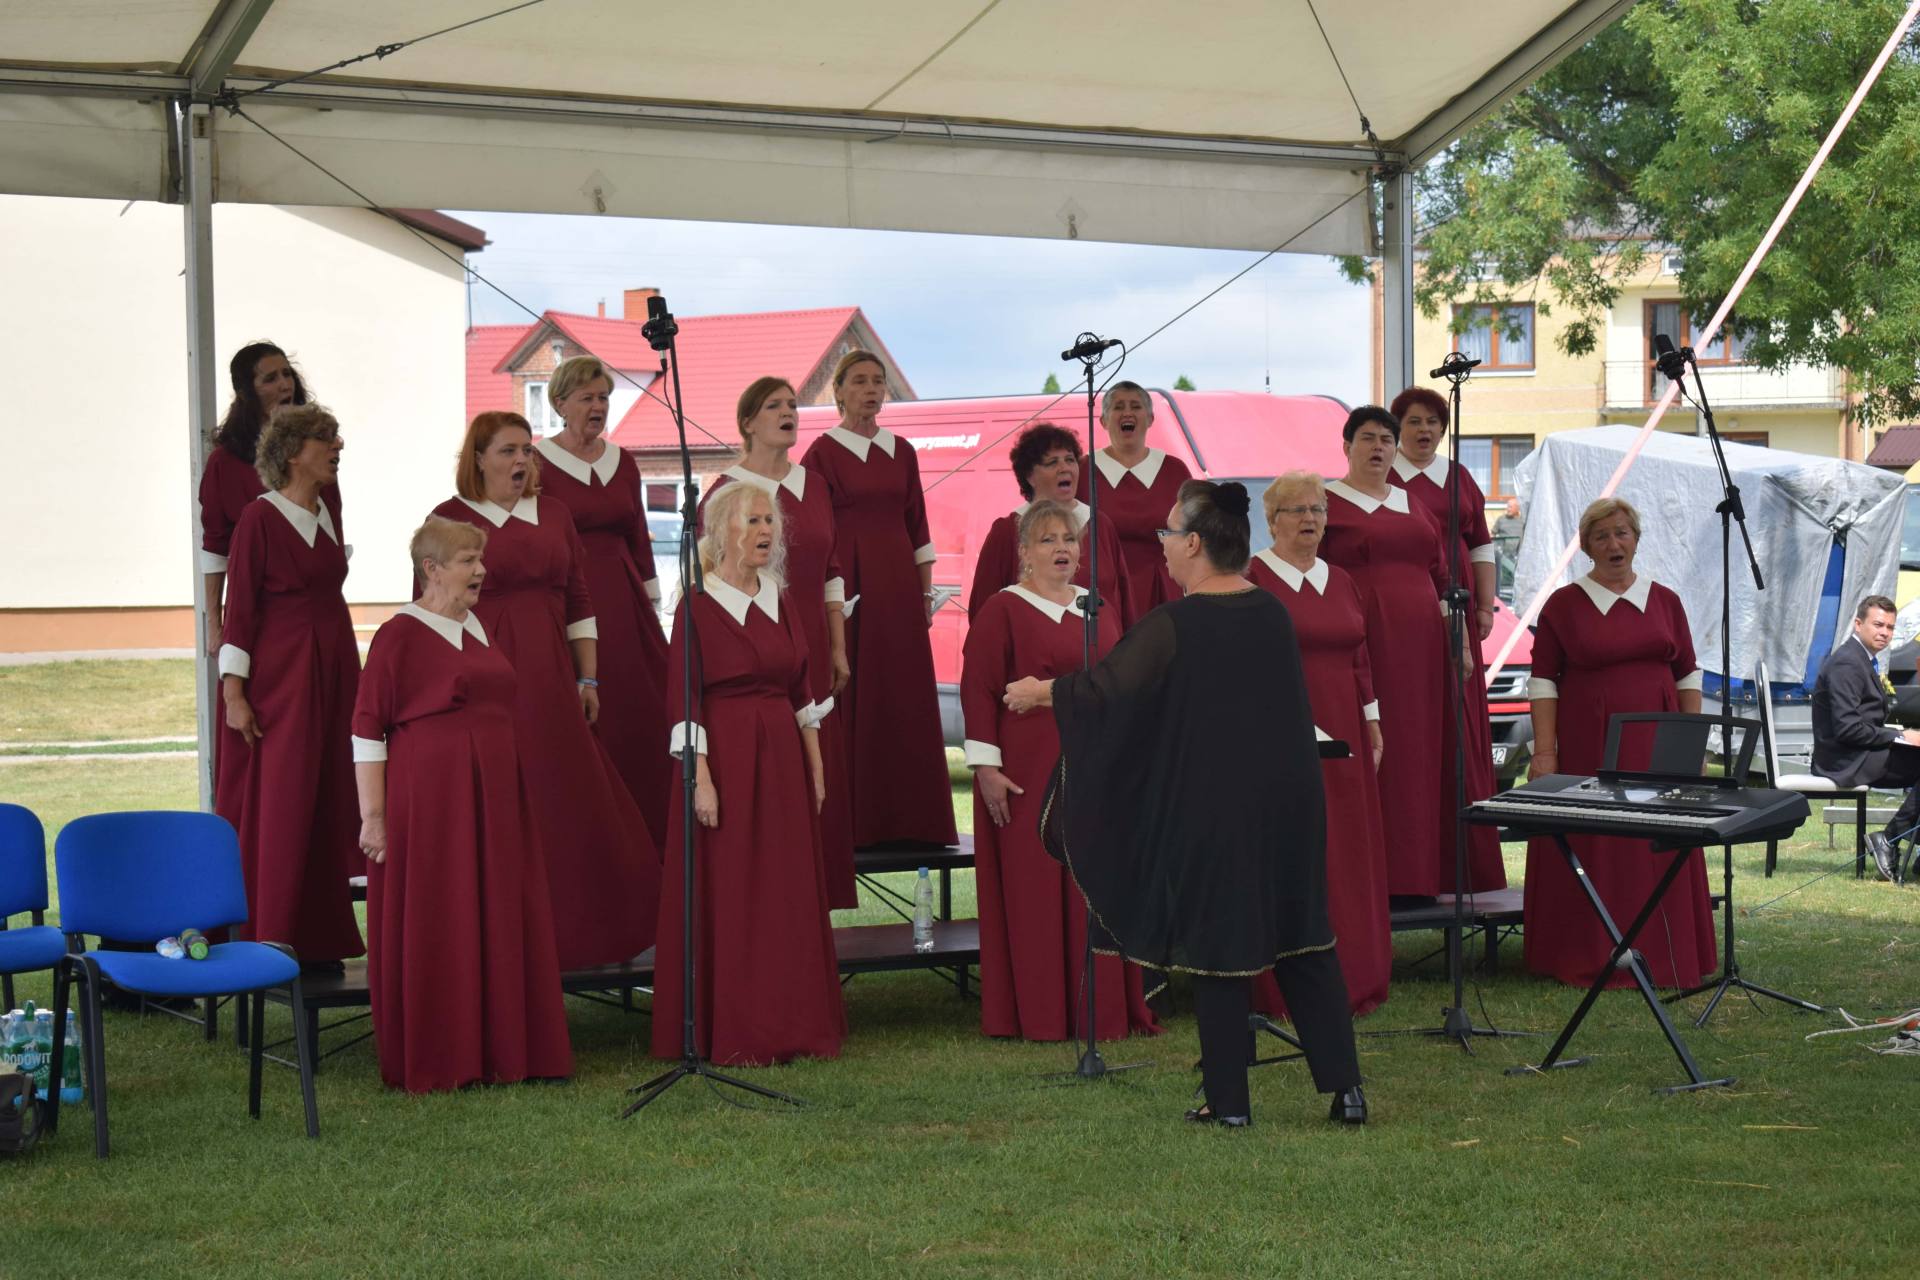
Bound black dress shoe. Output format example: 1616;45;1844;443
1328;1086;1368;1125
1869;832;1898;882
1184;1105;1251;1128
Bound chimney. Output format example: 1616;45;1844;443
623;287;661;321
596;298;606;318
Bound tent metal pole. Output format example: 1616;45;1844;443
177;99;219;812
1379;168;1416;396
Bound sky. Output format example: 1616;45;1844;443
450;211;1374;406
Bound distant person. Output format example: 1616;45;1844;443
1494;496;1526;552
1811;595;1920;880
1077;381;1193;613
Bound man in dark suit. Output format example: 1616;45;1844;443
1811;594;1920;879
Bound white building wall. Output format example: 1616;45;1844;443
0;195;468;609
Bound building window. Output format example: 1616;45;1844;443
1458;436;1534;500
524;381;561;436
1723;431;1769;448
1645;301;1749;402
644;482;679;512
1453;304;1535;371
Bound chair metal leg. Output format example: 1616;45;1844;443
287;974;320;1139
1765;839;1777;879
81;959;110;1158
2;973;13;1013
44;959;71;1136
203;995;218;1043
247;991;265;1120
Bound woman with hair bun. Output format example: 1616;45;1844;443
1008;479;1364;1128
216;403;363;967
533;356;673;834
799;349;956;849
652;481;844;1066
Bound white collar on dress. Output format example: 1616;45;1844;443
722;463;807;500
1003;584;1087;623
534;436;621;486
1253;549;1328;595
399;601;488;650
825;426;897;462
459;494;539;528
1092;447;1166;489
1575;573;1653;615
1391;453;1449;484
261;490;339;547
1013;497;1091;529
705;569;781;625
1325;479;1410;515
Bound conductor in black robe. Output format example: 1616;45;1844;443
1007;479;1365;1128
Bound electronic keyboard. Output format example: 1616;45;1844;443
1464;773;1808;845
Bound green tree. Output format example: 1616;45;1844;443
1345;0;1920;423
1042;372;1061;393
1173;374;1196;390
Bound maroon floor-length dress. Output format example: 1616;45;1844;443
651;572;846;1066
1523;576;1717;988
799;428;958;848
428;494;660;970
961;587;1160;1041
1245;551;1392;1019
1321;481;1507;896
700;464;858;909
1391;455;1503;877
215;493;364;962
534;438;673;837
1077;447;1191;614
352;607;573;1092
966;500;1138;632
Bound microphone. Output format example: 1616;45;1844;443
1061;335;1121;362
641;293;679;352
1652;333;1691;382
1429;352;1482;380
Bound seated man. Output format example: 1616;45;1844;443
1811;595;1920;879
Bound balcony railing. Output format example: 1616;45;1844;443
1602;359;1843;411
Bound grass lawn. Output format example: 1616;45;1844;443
4;662;1919;1276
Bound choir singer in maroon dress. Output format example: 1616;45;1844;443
1389;386;1503;892
216;405;364;966
1523;498;1716;988
799;350;957;849
966;424;1136;632
352;517;572;1092
1320;405;1506;900
962;500;1158;1042
534;357;673;836
1248;473;1392;1019
1076;381;1191;613
700;376;857;908
651;481;845;1066
430;412;660;970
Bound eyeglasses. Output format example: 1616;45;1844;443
1273;504;1328;517
1154;526;1194;540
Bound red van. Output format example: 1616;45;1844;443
793;388;1535;787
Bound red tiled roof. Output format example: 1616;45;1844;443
1868;425;1920;469
497;311;668;375
614;307;868;450
466;323;529;420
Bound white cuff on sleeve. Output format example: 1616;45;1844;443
913;542;937;566
644;578;662;604
351;735;388;764
843;594;860;619
1313;725;1331;742
198;549;229;574
1439;600;1449;617
824;576;847;605
1362;700;1381;722
1469;543;1498;565
1526;677;1559;699
796;698;834;729
669;721;709;757
1676;668;1705;692
565;617;599;642
963;738;1004;768
218;644;252;679
344;544;354;562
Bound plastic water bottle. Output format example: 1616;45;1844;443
156;936;186;960
59;1011;82;1105
10;1002;41;1088
30;1011;53;1094
0;1010;22;1072
912;867;935;954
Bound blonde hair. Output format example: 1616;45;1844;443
1016;499;1079;580
410;515;487;578
254;403;339;490
548;356;614;409
1578;497;1642;549
1262;470;1325;526
456;411;541;502
698;480;787;585
830;349;886;413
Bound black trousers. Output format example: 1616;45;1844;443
1192;948;1361;1120
1868;743;1920;838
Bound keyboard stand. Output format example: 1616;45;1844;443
1505;833;1736;1095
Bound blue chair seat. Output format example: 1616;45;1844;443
90;943;298;999
0;926;67;974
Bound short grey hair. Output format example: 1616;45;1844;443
254;403;338;491
1099;380;1154;421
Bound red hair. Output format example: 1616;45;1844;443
456;411;541;501
1389;386;1450;428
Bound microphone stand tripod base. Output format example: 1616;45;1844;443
1042;1046;1153;1083
621;1054;805;1118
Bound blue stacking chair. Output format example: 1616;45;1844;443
0;804;66;1018
49;811;319;1157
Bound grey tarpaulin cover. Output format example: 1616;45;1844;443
1511;426;1904;684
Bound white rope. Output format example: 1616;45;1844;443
1805;1006;1920;1055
